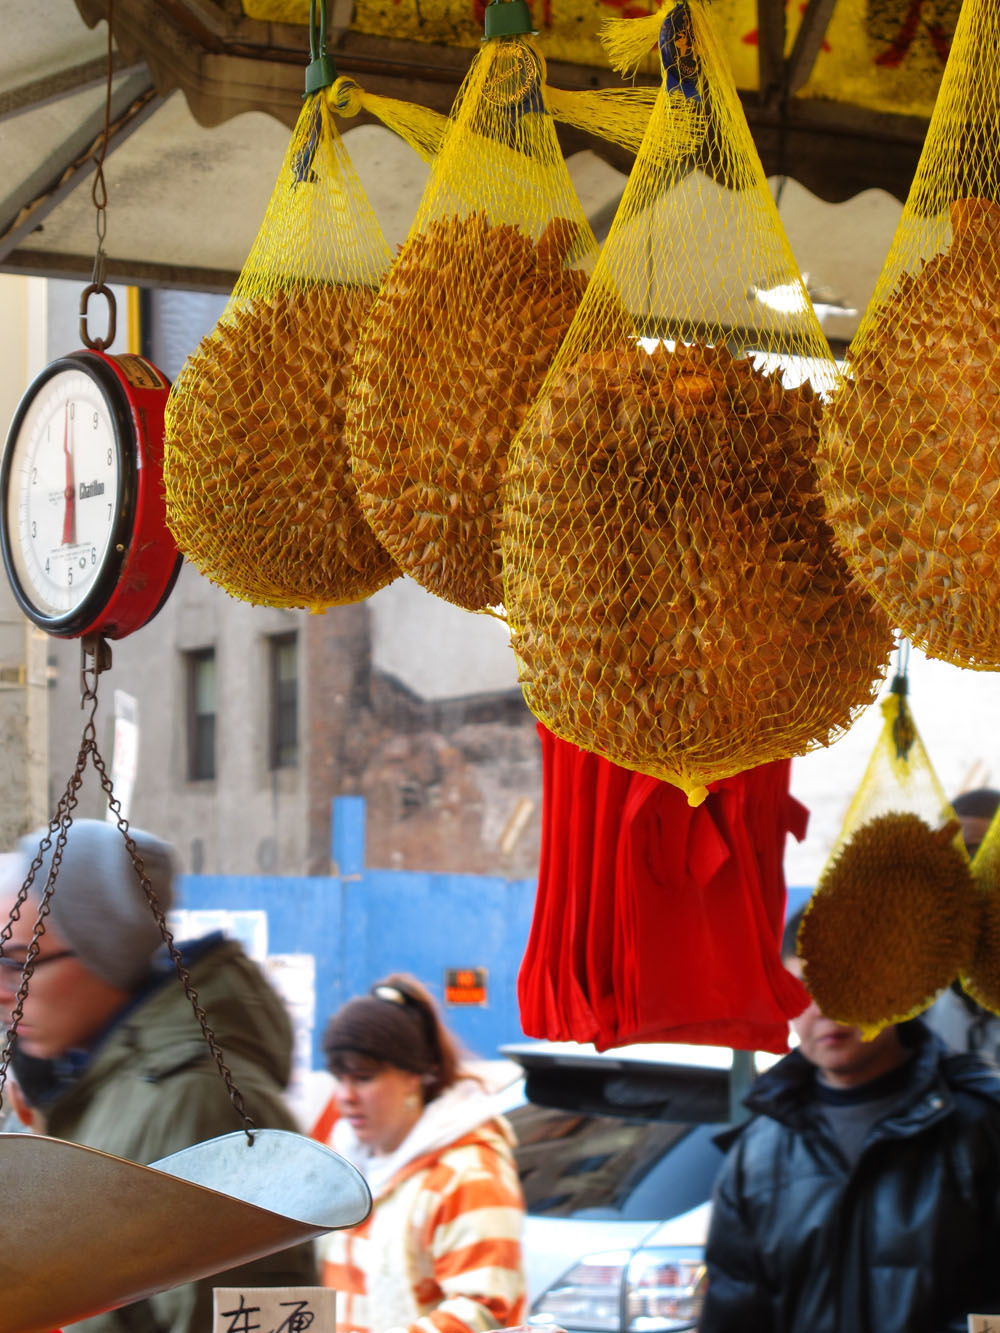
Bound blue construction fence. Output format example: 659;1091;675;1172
175;796;538;1070
175;795;813;1071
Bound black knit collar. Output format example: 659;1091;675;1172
745;1018;939;1124
811;1052;916;1106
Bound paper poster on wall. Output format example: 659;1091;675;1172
168;908;269;961
106;690;139;824
264;953;317;1123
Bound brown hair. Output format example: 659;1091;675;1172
321;973;462;1103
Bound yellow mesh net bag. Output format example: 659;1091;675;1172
344;0;658;615
797;664;977;1036
164;37;446;611
501;0;893;806
960;801;1000;1013
816;0;1000;669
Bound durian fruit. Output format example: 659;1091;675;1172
818;197;1000;668
962;884;1000;1015
346;212;590;612
798;813;978;1036
164;284;399;611
502;339;893;803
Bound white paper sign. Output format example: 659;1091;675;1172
106;690;139;823
213;1286;335;1333
968;1317;1000;1332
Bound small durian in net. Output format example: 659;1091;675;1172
165;283;398;611
798;813;978;1037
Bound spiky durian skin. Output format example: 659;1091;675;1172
164;284;398;611
798;813;977;1036
817;199;1000;668
346;213;590;613
502;339;892;799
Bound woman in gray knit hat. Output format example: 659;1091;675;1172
0;817;317;1332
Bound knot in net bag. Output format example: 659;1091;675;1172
797;671;978;1037
816;0;1000;668
344;15;602;614
501;0;893;806
163;84;439;611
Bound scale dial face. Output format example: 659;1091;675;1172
1;355;134;634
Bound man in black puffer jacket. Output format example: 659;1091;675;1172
700;908;1000;1333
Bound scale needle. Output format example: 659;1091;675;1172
61;403;75;546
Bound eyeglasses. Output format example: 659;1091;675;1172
0;950;75;975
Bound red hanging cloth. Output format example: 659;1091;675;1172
518;726;811;1052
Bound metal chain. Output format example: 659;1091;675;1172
0;635;255;1144
80;0;118;351
0;752;91;1100
90;0;114;288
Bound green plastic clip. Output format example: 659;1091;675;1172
484;0;535;39
305;0;337;95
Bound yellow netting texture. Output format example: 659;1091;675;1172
163;91;400;611
797;689;974;1036
544;83;657;156
825;689;958;847
345;36;602;613
817;0;1000;669
501;0;893;806
327;76;449;164
962;802;1000;1013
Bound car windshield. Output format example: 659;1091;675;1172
508;1100;725;1222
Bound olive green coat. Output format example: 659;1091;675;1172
45;935;317;1333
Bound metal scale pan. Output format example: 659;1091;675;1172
0;1127;371;1333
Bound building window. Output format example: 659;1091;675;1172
269;633;298;769
186;648;216;781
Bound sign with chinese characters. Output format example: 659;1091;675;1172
444;967;488;1006
969;1318;1000;1332
213;1287;335;1333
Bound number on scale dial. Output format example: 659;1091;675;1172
9;367;122;616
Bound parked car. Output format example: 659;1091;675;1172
498;1040;781;1333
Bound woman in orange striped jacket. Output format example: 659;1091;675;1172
313;974;526;1333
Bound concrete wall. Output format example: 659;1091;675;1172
46;565;312;875
0;275;50;845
